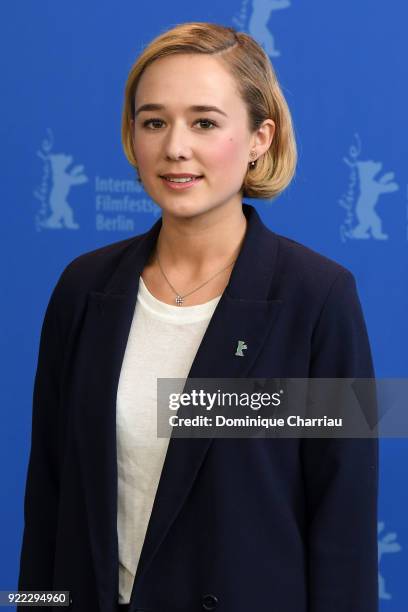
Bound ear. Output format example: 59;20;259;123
252;119;276;157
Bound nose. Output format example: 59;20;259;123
163;121;192;160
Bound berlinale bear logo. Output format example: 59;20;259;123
339;134;399;241
34;129;88;231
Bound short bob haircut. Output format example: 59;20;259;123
122;22;297;200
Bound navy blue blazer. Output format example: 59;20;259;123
18;203;378;612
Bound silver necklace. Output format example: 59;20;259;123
155;249;236;306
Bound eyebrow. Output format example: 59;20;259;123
134;104;228;118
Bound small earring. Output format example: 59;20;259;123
249;150;257;168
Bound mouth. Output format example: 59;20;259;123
159;175;203;181
159;175;204;190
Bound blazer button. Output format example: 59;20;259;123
202;594;218;610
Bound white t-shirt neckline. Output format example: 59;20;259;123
138;276;222;324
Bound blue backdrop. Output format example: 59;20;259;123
1;1;407;608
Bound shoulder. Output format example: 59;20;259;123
55;232;145;295
47;232;147;329
267;231;373;375
272;230;350;281
267;229;356;304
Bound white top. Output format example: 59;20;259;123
116;276;222;603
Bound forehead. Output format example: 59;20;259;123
135;54;239;107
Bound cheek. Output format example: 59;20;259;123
210;137;245;170
133;141;154;167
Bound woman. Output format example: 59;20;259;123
18;22;378;612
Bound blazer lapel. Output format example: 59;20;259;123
73;204;282;612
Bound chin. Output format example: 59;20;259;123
158;198;213;219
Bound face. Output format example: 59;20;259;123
130;54;274;220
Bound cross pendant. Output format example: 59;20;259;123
175;295;184;306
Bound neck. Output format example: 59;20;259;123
154;201;247;278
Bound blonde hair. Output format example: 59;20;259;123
121;22;297;200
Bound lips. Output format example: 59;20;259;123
160;174;203;179
160;175;204;190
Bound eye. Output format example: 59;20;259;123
195;118;217;129
142;118;217;130
142;118;164;129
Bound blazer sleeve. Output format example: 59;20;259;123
17;283;63;594
301;270;379;612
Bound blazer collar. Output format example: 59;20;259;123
73;203;283;612
102;202;278;301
